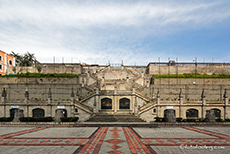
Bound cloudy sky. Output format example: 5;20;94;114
0;0;230;65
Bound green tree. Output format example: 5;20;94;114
10;51;36;66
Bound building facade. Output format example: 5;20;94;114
0;50;16;76
0;62;230;122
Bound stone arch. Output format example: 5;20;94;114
186;109;198;118
10;108;18;118
164;109;175;118
32;108;45;118
210;108;221;118
119;98;130;109
101;98;112;109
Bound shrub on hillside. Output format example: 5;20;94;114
154;117;168;122
0;117;13;122
19;117;53;122
60;117;79;122
2;73;78;78
216;118;224;122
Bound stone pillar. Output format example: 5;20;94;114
114;82;117;113
157;90;160;117
102;74;105;85
70;88;75;117
1;88;7;117
146;80;149;88
76;89;79;101
96;83;100;113
179;89;183;118
24;87;29;104
82;77;84;87
201;88;206;119
47;88;52;117
108;61;110;70
224;89;228;119
24;87;29;117
132;84;136;114
1;87;7;103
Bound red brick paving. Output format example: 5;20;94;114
1;126;230;153
183;127;230;138
123;127;152;154
105;127;126;154
0;127;48;139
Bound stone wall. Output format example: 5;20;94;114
148;63;230;75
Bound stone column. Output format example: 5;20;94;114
76;88;79;101
24;87;29;117
146;80;149;88
132;84;136;114
82;77;84;87
201;88;206;119
96;82;100;112
224;89;228;119
179;89;183;118
1;87;7;103
47;88;52;117
1;88;7;117
70;88;75;117
114;82;117;113
157;90;160;117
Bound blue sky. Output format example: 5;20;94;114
0;0;230;65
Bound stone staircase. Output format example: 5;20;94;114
86;114;145;122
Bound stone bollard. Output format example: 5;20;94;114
164;109;176;122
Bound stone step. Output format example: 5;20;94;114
86;114;145;122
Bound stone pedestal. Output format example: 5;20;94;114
164;109;176;122
205;110;216;122
13;109;24;122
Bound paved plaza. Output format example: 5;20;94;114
0;126;230;154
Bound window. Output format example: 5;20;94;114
75;108;78;112
0;56;2;61
0;65;2;69
153;109;156;113
9;60;12;65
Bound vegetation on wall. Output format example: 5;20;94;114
153;74;230;78
1;73;78;78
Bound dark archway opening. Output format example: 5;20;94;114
10;108;17;118
119;98;130;109
186;109;198;118
101;98;112;109
210;109;221;118
32;108;45;118
164;109;175;118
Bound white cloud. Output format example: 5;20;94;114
0;0;230;64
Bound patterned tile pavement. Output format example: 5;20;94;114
0;126;230;153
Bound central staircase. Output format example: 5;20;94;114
86;114;145;122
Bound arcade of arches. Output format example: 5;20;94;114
101;97;131;110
